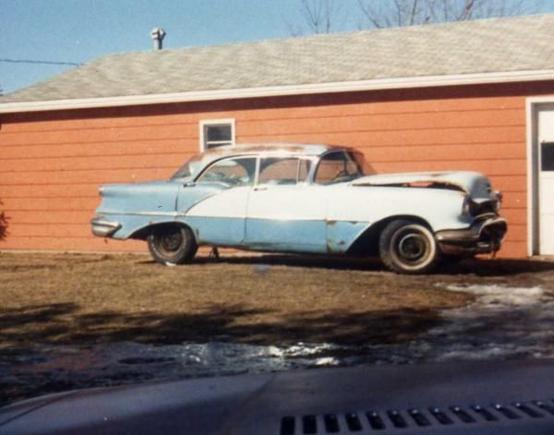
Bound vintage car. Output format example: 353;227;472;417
91;144;507;274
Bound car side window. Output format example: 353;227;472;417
196;157;256;186
258;158;311;186
315;151;361;184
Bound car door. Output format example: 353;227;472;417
179;156;256;246
245;156;327;253
314;150;368;253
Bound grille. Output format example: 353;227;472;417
280;399;554;434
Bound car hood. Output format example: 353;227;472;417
1;359;554;435
352;171;494;201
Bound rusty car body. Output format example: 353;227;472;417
91;144;507;273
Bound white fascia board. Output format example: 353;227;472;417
1;69;554;114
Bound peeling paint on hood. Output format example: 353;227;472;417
352;171;494;200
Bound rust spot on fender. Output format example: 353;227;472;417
327;220;359;226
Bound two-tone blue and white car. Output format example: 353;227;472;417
91;144;507;274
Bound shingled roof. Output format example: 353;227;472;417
1;14;553;112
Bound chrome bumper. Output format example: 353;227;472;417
435;217;508;255
91;217;121;238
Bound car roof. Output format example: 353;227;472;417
173;144;356;180
199;143;350;159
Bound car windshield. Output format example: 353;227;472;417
315;151;367;184
351;151;372;176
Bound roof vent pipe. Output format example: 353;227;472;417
150;27;166;50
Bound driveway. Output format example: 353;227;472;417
1;252;553;406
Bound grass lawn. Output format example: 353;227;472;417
1;252;553;349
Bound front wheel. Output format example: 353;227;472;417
379;219;440;274
147;225;197;265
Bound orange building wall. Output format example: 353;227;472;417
1;82;554;257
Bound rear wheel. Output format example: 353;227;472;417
147;225;197;265
379;219;440;274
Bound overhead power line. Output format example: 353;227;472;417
0;58;82;66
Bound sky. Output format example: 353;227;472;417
1;0;554;94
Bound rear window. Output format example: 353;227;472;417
171;155;204;179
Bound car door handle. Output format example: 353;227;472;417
253;186;268;192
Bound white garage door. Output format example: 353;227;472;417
538;107;554;255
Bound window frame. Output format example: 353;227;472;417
194;155;257;187
312;150;346;186
256;156;313;187
199;119;236;151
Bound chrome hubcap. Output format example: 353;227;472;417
159;231;183;253
398;234;426;260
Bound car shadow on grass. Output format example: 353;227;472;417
0;302;441;351
0;303;445;406
139;253;554;276
439;257;554;276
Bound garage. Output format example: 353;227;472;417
0;14;553;258
529;100;554;255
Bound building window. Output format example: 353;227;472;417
200;119;235;150
541;142;554;171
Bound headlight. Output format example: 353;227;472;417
462;196;485;216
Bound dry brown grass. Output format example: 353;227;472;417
1;252;553;349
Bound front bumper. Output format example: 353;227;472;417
91;216;121;238
435;216;508;255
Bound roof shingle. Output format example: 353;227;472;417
2;14;554;104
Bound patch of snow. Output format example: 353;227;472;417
444;284;545;307
414;283;554;362
314;357;340;366
2;340;348;393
